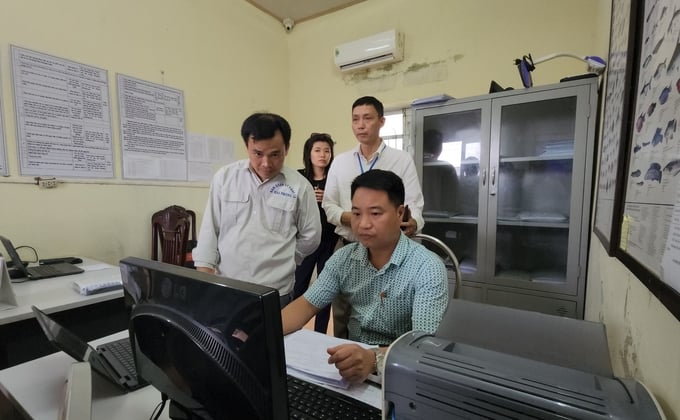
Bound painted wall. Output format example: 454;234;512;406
0;0;289;263
282;0;679;417
587;244;680;417
284;0;611;159
1;0;678;418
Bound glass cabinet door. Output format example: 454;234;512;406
415;101;491;284
487;86;589;294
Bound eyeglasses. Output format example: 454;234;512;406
514;54;535;88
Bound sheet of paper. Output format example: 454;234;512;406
284;329;374;389
661;189;680;292
10;46;114;178
0;54;6;176
118;74;187;180
81;263;116;272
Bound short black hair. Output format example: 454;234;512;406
240;113;291;149
351;169;404;208
352;96;384;118
423;129;443;157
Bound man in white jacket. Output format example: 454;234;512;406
193;113;321;308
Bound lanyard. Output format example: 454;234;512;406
357;143;386;174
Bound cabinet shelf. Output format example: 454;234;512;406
496;219;569;229
500;154;573;163
424;215;479;224
415;78;597;319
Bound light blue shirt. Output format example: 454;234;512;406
304;233;448;345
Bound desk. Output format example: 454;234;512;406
0;259;127;369
0;331;171;420
0;331;383;420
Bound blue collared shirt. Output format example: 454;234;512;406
304;233;449;345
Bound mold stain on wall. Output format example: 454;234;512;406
342;55;463;87
618;281;639;378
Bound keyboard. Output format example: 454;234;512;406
26;262;83;279
99;338;139;380
287;375;381;420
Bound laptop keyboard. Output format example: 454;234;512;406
28;264;62;276
287;375;381;420
101;338;138;380
28;262;82;277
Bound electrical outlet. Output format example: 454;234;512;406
38;178;58;189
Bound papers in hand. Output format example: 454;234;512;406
284;329;373;390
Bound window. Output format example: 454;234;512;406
380;111;405;150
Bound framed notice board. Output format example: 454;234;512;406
615;0;680;321
594;0;639;255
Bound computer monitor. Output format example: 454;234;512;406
119;256;288;420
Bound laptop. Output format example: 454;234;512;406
0;235;84;280
31;305;146;392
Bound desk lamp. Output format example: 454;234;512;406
514;52;606;88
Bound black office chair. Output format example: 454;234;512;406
151;205;196;267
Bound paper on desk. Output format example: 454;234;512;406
72;269;122;295
284;329;374;390
81;262;116;272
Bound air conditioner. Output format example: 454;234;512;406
333;29;404;72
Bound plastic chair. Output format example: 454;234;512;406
413;233;462;299
151;205;196;267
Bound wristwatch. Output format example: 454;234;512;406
371;348;386;376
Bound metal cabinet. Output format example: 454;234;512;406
413;78;598;318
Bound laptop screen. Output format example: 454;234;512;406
31;306;94;363
0;236;29;276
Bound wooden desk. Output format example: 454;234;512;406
0;259;127;369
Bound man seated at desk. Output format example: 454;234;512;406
282;169;449;384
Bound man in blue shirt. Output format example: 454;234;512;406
282;169;448;384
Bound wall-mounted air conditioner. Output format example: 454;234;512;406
333;29;404;72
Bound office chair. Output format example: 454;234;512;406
413;233;461;299
151;205;196;267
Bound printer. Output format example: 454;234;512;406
383;300;665;419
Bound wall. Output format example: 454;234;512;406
283;0;680;417
1;0;678;418
0;0;288;263
284;0;610;159
587;244;680;417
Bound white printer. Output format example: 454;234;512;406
383;300;665;419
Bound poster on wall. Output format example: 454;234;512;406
10;46;114;178
619;0;680;288
0;78;6;176
593;0;638;255
117;74;187;181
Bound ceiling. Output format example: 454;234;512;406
246;0;366;25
